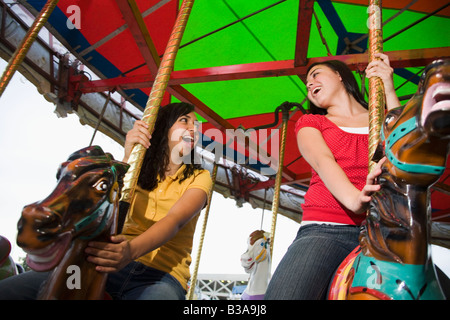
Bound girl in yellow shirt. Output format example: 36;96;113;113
85;102;212;299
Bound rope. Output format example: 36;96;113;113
89;92;111;146
260;188;267;230
187;163;218;300
269;115;288;258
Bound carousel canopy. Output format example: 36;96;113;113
1;0;449;225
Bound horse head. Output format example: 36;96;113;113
381;59;450;186
240;230;270;274
17;146;129;272
361;59;450;265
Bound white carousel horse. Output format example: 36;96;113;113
240;230;271;300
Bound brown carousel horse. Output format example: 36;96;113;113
16;146;128;299
328;59;449;300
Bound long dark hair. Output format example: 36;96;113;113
138;102;202;191
306;60;368;115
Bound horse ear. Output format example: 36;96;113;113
112;161;130;181
56;161;70;180
372;143;385;162
57;146;107;180
66;146;105;161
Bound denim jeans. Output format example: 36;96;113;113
265;223;360;300
106;261;186;300
0;261;185;300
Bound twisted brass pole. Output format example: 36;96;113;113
187;163;218;300
121;0;195;203
269;115;288;258
367;0;385;172
0;0;59;98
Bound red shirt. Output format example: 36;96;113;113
295;114;369;225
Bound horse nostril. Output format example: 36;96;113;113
35;214;62;235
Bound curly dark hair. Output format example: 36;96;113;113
306;60;368;115
138;102;203;191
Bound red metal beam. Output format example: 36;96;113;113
115;0;160;76
168;84;235;131
77;59;297;93
77;47;450;93
294;0;315;67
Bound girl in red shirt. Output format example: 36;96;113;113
265;54;400;299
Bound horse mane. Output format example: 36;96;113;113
56;146;128;188
249;230;266;245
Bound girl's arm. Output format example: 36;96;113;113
128;187;207;259
297;127;384;214
85;187;208;273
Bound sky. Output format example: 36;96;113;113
0;58;448;281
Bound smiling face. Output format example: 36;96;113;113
168;111;200;162
306;64;344;110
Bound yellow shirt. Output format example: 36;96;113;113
121;165;212;290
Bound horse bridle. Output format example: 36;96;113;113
381;116;445;175
73;166;119;240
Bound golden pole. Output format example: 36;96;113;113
121;0;195;203
187;163;218;300
269;115;288;258
367;0;385;172
0;0;59;97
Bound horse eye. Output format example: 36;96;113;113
385;115;394;126
93;179;109;192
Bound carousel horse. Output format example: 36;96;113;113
240;230;271;300
328;59;449;300
16;146;129;299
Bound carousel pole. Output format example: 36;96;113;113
120;0;195;205
0;0;59;98
269;109;288;258
367;0;385;172
187;163;218;300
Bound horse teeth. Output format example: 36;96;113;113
23;242;56;255
432;86;450;101
28;250;58;263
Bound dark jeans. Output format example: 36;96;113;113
0;261;185;300
265;223;360;300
